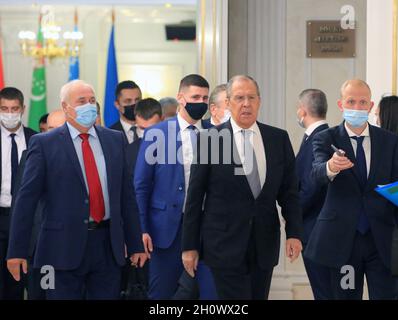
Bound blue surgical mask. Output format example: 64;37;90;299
75;103;98;128
343;108;369;128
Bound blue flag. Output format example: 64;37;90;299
104;25;119;127
68;56;79;81
68;26;80;81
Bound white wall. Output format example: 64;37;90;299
366;0;394;113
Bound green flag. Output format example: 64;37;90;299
28;21;47;131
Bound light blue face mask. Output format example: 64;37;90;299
75;103;97;128
343;108;369;128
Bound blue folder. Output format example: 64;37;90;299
375;181;398;206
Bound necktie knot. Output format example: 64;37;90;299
351;136;364;145
79;133;89;141
188;125;197;132
10;133;16;140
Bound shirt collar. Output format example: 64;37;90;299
230;117;260;136
344;122;370;138
66;122;98;140
305;120;328;137
1;123;24;137
177;113;203;131
120;118;134;132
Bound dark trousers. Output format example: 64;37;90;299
0;209;24;300
329;231;398;300
303;244;332;300
210;227;273;300
46;227;121;300
27;257;46;300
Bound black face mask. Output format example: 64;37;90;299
123;104;136;121
185;102;208;121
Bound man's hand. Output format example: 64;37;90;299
286;238;302;263
328;152;354;173
182;250;199;277
7;259;28;281
130;253;148;268
142;233;153;259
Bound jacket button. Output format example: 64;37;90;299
178;187;183;191
84;219;89;224
84;199;89;204
173;204;177;208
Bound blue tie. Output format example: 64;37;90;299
10;133;18;196
351;136;370;234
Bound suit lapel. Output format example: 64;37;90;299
336;122;363;188
59;123;87;194
225;120;254;198
95;126;113;196
366;125;381;190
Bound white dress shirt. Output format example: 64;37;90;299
120;118;136;144
177;113;203;212
230;118;266;187
305;120;328;138
0;124;26;207
67;122;111;220
327;123;371;179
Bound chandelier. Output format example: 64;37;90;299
18;6;83;61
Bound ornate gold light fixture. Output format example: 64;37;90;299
18;6;83;61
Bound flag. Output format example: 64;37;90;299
28;16;47;131
104;23;119;127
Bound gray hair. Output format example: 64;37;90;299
226;75;261;99
299;89;328;119
209;84;227;107
60;80;96;104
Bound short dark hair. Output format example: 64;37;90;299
39;113;49;124
115;80;141;100
179;74;209;92
299;89;328;119
135;98;162;120
0;87;24;106
379;95;398;135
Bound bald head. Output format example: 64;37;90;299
47;109;66;130
340;79;372;99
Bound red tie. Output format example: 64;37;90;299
79;134;105;223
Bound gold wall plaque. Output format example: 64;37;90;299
307;20;356;58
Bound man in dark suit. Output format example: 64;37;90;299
6;80;146;300
10;109;66;300
122;98;162;300
295;89;331;300
305;79;398;299
182;75;303;300
110;81;142;144
135;74;216;299
0;87;37;300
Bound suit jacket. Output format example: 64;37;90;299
304;122;398;269
126;138;142;178
181;120;302;270
296;123;329;244
7;123;144;270
134;117;213;249
0;126;36;195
